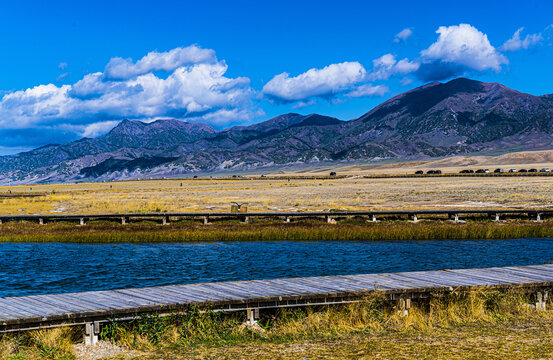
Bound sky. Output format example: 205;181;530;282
0;0;552;154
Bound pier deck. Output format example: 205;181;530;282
1;264;552;344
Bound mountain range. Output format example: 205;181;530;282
1;77;553;184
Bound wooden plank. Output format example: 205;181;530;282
63;291;150;310
447;269;526;285
485;268;553;283
164;285;237;302
401;271;492;287
383;273;455;289
2;297;71;317
381;273;446;289
205;282;273;299
0;299;46;318
341;275;408;291
113;289;184;305
504;267;553;281
156;286;213;303
198;283;263;300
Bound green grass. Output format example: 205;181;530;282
1;218;553;243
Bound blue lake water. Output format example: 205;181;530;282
1;239;553;298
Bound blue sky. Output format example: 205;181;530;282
0;0;552;154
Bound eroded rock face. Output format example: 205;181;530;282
1;78;552;184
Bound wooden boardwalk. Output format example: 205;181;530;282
0;208;551;225
1;264;553;345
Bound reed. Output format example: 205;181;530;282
1;220;553;243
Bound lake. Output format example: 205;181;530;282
2;239;553;298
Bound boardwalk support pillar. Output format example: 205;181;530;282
326;215;336;224
203;216;210;225
39;218;44;225
536;213;543;222
494;213;500;222
84;321;100;346
398;297;411;317
121;217;128;225
246;308;259;326
410;214;418;223
537;292;548;311
162;216;168;226
372;214;379;222
79;218;86;226
285;216;291;223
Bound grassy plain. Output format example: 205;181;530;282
1;175;553;216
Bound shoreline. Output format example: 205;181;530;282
1;220;553;243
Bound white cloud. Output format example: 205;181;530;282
501;27;543;51
346;84;389;98
0;46;259;141
103;45;216;80
82;121;120;137
394;28;413;43
420;24;507;72
262;62;367;102
58;62;68;70
369;54;419;80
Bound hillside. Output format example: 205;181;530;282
1;78;552;184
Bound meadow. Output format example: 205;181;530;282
1;175;553;216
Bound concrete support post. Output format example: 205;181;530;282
536;213;543;222
84;321;100;346
243;216;250;224
325;215;336;224
536;292;548;312
162;216;168;225
203;216;210;225
454;213;459;223
121;217;127;225
372;214;378;222
285;216;291;223
411;214;418;223
246;308;259;326
494;213;500;222
39;218;44;225
398;298;411;317
0;219;3;225
79;218;86;226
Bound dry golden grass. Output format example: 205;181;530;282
1;175;553;216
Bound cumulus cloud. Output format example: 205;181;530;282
416;24;508;81
394;28;413;43
262;62;367;102
501;27;543;51
369;54;419;80
103;46;216;80
0;45;259;147
346;84;389;98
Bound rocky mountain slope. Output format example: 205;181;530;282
1;78;552;184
